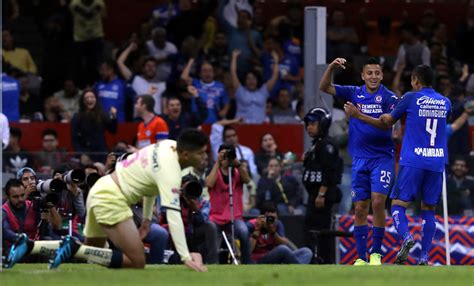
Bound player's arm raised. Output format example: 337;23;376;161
319;58;347;96
344;102;395;130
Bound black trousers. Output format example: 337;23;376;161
304;194;335;264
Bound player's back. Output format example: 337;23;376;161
398;87;451;172
115;140;181;204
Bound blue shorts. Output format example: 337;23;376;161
390;166;443;206
351;156;394;202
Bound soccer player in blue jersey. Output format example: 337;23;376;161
344;65;451;265
320;57;398;265
181;59;230;124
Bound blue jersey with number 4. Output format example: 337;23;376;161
391;88;451;173
335;84;397;158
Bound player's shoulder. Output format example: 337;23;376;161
433;91;451;105
156;139;177;148
153;139;178;155
401;91;418;101
380;84;397;98
335;84;361;93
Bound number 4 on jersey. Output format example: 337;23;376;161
426;119;438;147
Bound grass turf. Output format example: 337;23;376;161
2;264;473;286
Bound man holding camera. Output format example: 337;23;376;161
206;143;252;264
3;179;38;250
210;119;258;176
247;202;312;264
3;171;64;261
161;172;219;264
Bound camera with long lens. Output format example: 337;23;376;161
63;169;86;184
85;172;101;189
36;178;65;194
181;174;203;199
32;178;65;210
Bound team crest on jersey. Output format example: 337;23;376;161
375;95;382;103
171;188;181;195
146;130;151;137
112;84;118;91
351;190;355;198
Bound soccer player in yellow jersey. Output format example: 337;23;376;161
5;129;209;271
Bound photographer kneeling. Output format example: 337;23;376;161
2;170;64;261
161;172;219;264
3;179;38;252
247;201;312;264
206;144;251;264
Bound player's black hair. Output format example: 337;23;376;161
363;57;382;68
412;65;434;87
177;128;209;152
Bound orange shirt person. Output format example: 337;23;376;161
135;95;169;149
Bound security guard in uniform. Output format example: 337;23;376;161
302;107;342;264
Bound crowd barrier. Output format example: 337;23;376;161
10;122;305;156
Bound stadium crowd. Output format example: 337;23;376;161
2;0;474;266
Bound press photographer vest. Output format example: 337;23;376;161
3;200;37;239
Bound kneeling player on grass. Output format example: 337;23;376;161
344;65;450;265
6;129;209;271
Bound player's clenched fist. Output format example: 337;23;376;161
330;58;347;69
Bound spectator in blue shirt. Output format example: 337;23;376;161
181;59;229;123
261;37;301;98
95;60;127;122
218;0;262;76
231;49;279;124
1;70;20;122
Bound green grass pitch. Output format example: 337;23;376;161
2;264;473;286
